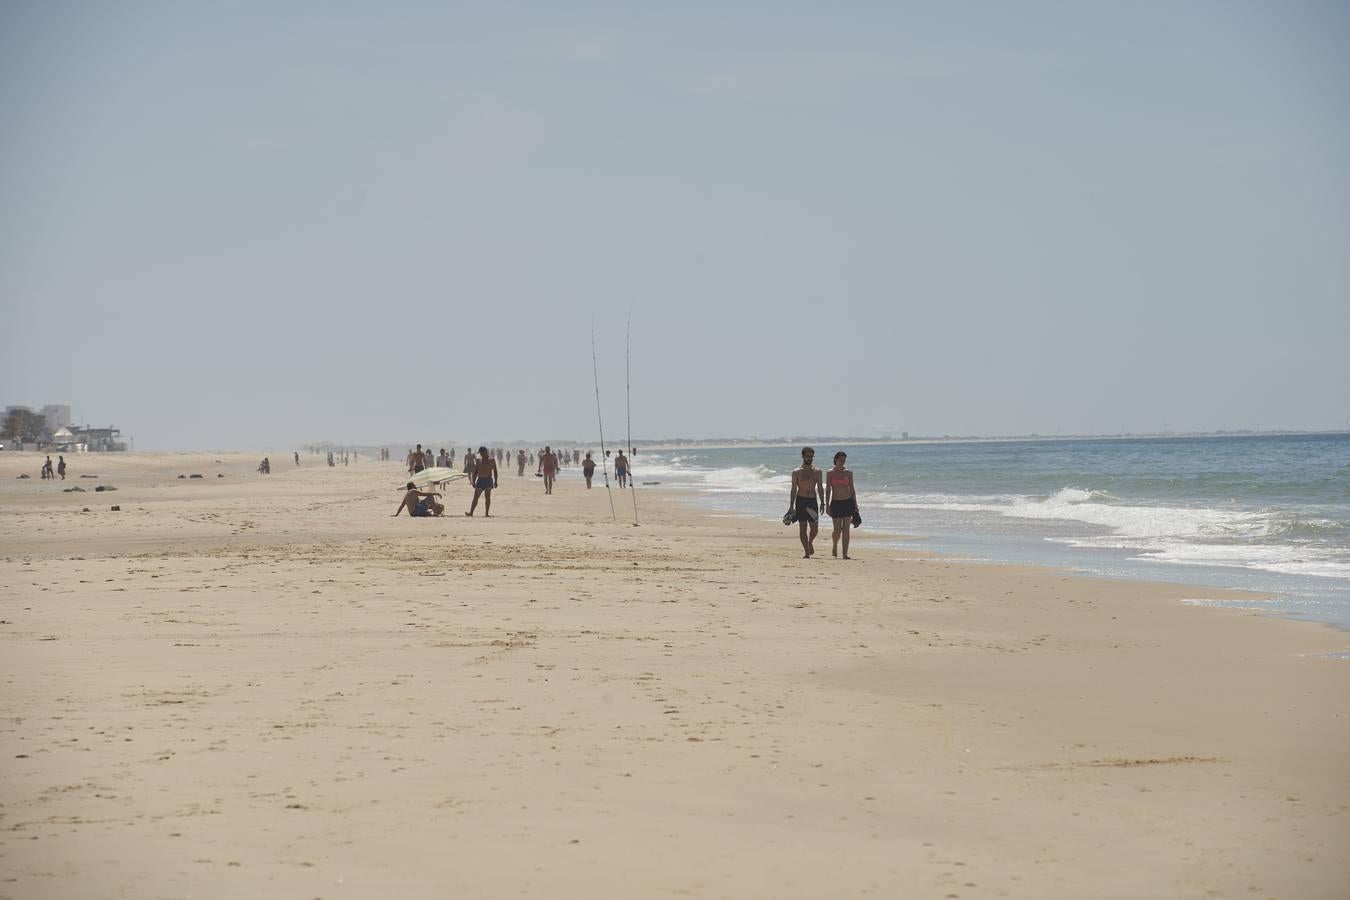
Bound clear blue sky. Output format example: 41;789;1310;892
2;2;1346;449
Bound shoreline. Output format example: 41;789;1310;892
2;453;1347;898
649;482;1350;636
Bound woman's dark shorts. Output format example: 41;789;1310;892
829;497;856;519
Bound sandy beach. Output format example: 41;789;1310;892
1;452;1347;899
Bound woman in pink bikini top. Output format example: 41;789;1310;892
826;451;858;559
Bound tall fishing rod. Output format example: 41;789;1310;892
591;317;617;522
626;310;639;527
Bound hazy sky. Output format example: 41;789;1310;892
2;2;1346;449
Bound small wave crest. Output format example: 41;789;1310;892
859;483;1350;583
700;465;790;494
636;455;788;494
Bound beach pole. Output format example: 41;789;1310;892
591;318;617;522
627;310;639;527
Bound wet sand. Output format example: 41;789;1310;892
2;452;1347;899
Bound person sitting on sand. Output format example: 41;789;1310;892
393;482;444;517
825;451;858;559
788;446;824;558
466;446;498;516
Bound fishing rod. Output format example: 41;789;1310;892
591;317;617;522
626;310;639;527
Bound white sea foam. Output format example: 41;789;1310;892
881;485;1298;542
1004;487;1273;540
634;457;788;494
620;460;696;479
1099;539;1350;580
699;465;791;494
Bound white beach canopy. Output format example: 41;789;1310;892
405;467;465;489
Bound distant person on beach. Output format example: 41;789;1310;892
582;452;596;488
412;444;426;473
463;450;475;476
614;450;629;489
393;482;444;517
538;446;559;494
41;456;53;480
788;447;824;558
294;451;299;466
517;449;527;476
826;451;858;559
465;446;499;516
57;455;66;480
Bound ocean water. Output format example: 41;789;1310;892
626;434;1350;630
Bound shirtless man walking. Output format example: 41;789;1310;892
538;446;559;494
466;446;498;516
788;446;825;558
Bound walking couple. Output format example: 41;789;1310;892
787;446;860;559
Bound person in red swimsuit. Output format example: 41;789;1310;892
826;451;857;559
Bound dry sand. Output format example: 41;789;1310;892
1;452;1347;899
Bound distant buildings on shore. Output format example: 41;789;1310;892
1;402;125;451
